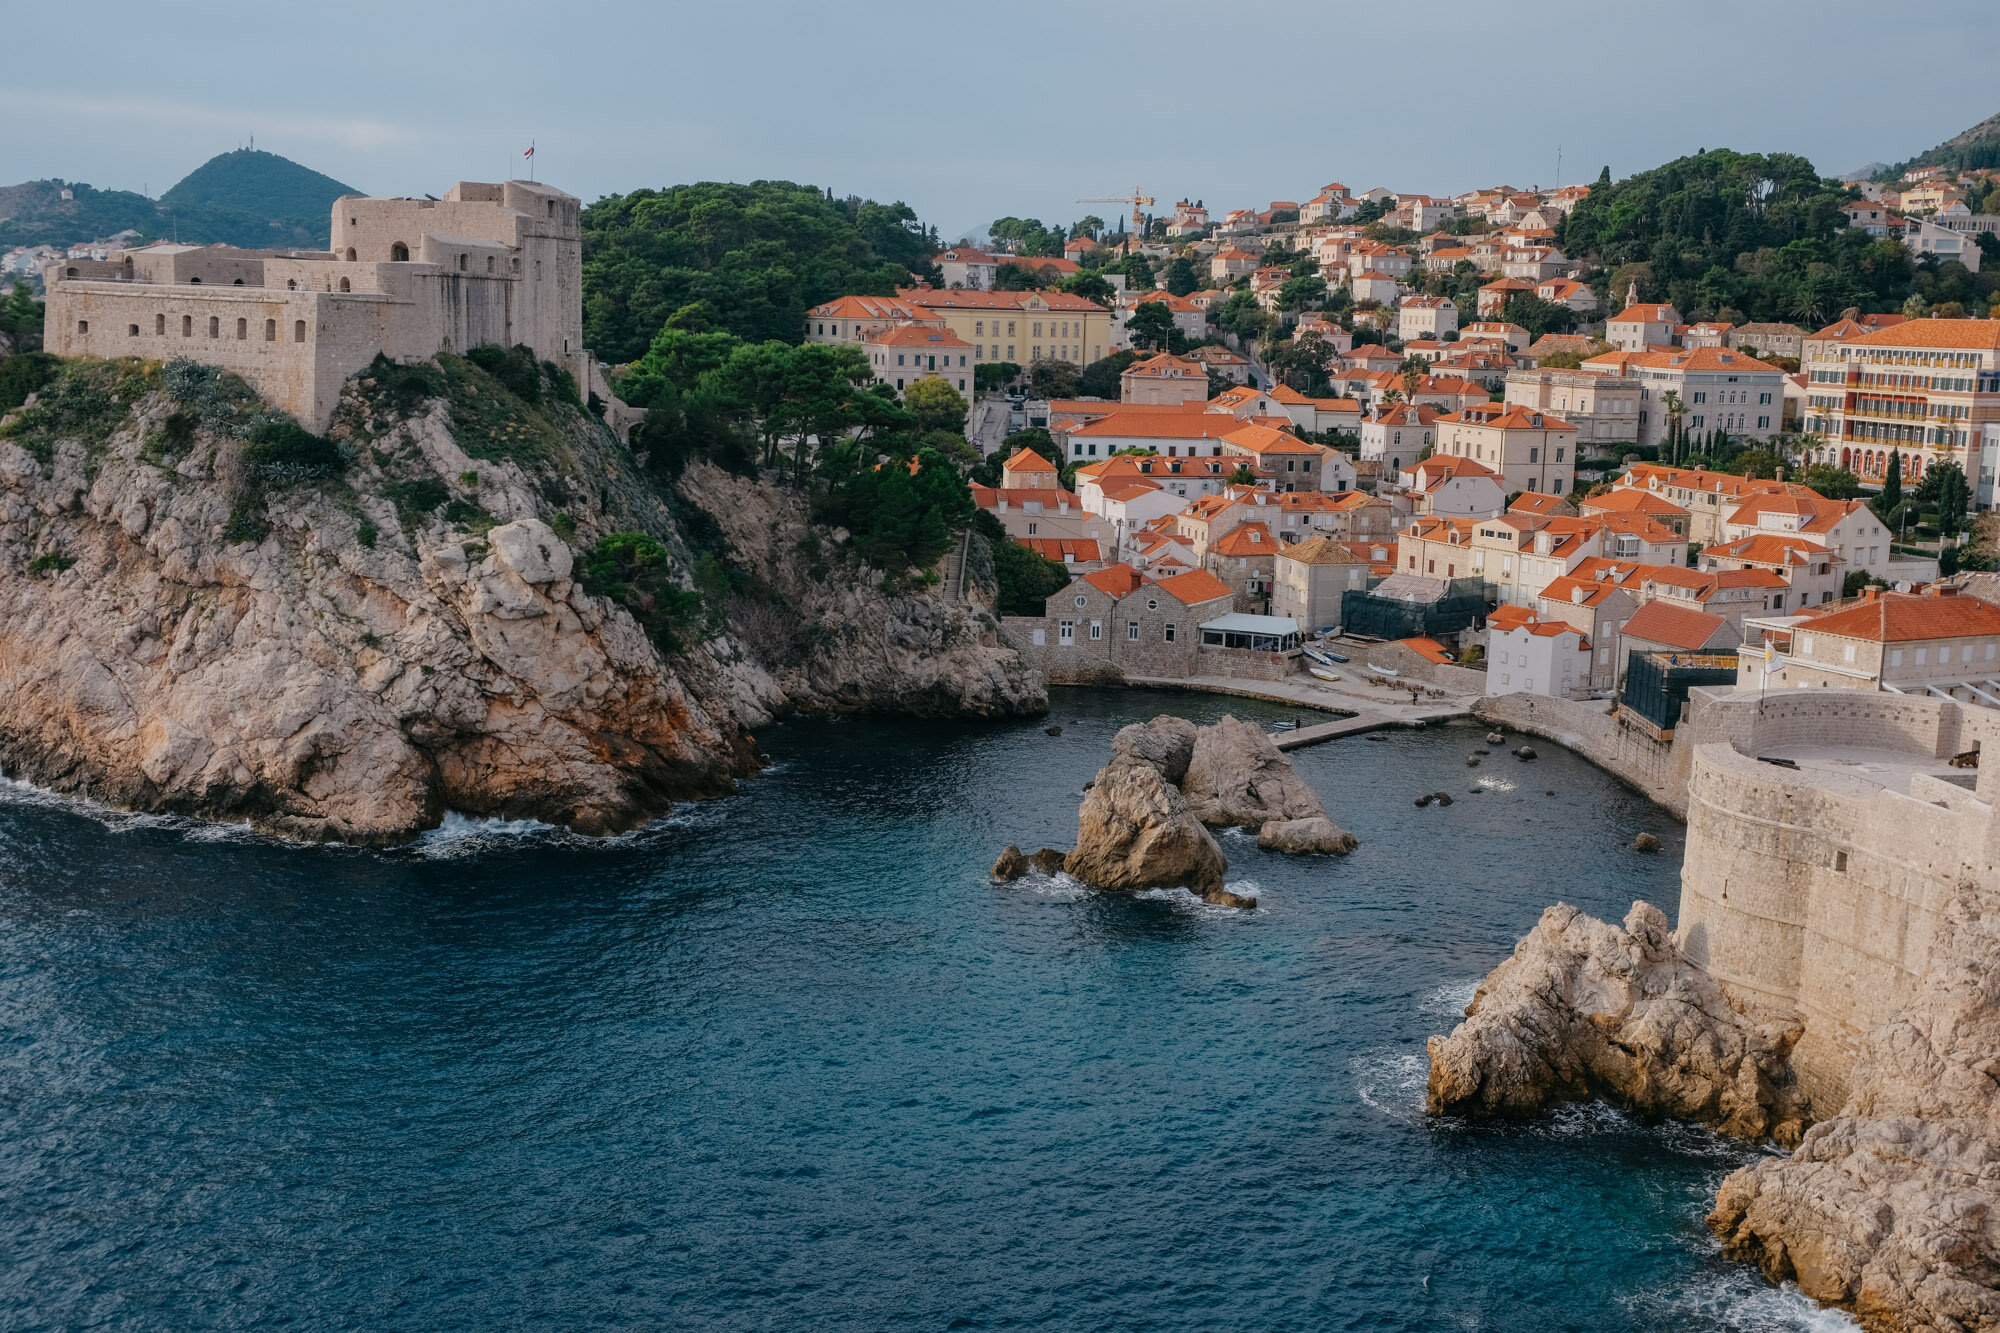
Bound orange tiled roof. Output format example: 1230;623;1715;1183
1800;592;2000;642
866;324;971;347
1619;600;1729;651
1154;568;1234;606
1020;537;1101;562
1582;489;1689;518
1705;533;1830;566
1221;423;1315;454
898;286;1099;311
1080;565;1146;598
1843;317;2000;352
1003;447;1058;473
1210;523;1276;556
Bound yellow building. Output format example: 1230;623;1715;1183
894;287;1115;366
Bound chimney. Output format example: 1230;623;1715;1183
1862;587;1879;603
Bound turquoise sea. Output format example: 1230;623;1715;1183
0;689;1853;1330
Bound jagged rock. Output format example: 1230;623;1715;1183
1257;816;1357;855
1203;887;1257;909
1634;832;1662;852
1708;888;2000;1332
0;378;1044;843
1044;725;1062;736
991;846;1028;881
1514;746;1538;760
1110;715;1198;784
1181;715;1325;829
1433;792;1453;807
1425;901;1808;1144
1064;757;1226;896
1028;848;1068;875
1466;758;1481;767
1415;794;1434;807
1487;732;1505;744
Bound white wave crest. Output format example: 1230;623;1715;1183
1419;978;1481;1019
1352;1048;1430;1119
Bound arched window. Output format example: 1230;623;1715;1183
208;316;219;338
188;277;200;284
547;200;556;218
65;266;78;277
155;314;166;335
344;248;357;261
457;254;468;272
338;277;351;292
182;315;192;337
236;318;247;340
486;256;494;273
265;319;277;342
511;257;519;272
128;324;139;337
232;278;244;285
390;242;409;262
77;319;88;334
294;320;306;342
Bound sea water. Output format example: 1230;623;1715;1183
0;690;1852;1330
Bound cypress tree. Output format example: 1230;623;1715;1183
1877;450;1903;524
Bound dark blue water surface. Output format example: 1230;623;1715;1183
0;690;1852;1331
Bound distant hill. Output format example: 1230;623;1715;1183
0;180;161;251
0;150;357;254
158;150;357;248
1877;110;2000;180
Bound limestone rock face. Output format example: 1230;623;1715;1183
1425;901;1808;1144
1064;758;1226;896
1110;715;1198;784
1181;715;1326;829
1708;887;2000;1332
0;377;1041;842
1257;816;1358;855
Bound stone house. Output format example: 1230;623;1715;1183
863;325;973;394
1184;343;1251;384
1434;404;1578;496
1605;301;1684;352
1397;295;1458;342
935;246;999;290
1272;535;1372;633
1399;454;1506;519
1737;588;2000;701
1205;522;1279;610
1358;403;1437;472
1001;567;1236;683
1120;352;1210;405
1504;369;1642;449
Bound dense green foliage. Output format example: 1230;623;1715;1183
579;532;708;650
581;182;934;360
244;419;344;479
1077;350;1140;399
1880;111;2000;180
0;179;160;250
1;285;45;352
1558;150;1991;323
975;510;1071;615
0;350;57;413
814;446;972;574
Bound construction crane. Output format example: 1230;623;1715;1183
1077;188;1156;240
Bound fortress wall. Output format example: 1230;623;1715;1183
1677;693;2000;1115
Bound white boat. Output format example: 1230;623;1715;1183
1308;665;1342;683
1367;662;1400;678
1302;646;1335;668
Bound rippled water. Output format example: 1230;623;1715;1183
0;690;1853;1330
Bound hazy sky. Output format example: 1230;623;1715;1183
9;0;1997;240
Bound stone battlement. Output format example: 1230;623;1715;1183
1675;688;1999;1115
40;179;598;432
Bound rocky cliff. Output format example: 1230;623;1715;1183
1425;901;1809;1144
1708;885;2000;1333
0;354;1041;842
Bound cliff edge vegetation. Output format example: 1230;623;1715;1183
0;347;1040;843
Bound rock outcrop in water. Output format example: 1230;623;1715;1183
1425;901;1808;1145
0;358;1042;842
1064;752;1228;898
1707;886;2000;1333
1181;715;1326;829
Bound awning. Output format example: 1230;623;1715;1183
1199;613;1301;635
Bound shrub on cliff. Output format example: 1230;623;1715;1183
0;350;57;413
813;445;971;573
244;419;345;479
580;531;707;651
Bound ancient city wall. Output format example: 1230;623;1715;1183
1675;692;2000;1115
1472;691;1688;812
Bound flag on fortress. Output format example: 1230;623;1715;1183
523;143;535;159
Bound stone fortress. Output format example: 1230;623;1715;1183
1673;688;1999;1116
41;179;624;432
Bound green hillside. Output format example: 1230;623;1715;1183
1879;110;2000;180
0;180;161;250
158;150;358;248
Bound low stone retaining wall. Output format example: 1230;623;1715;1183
1473;692;1689;815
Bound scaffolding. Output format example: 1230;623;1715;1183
1339;575;1492;642
1622;650;1739;733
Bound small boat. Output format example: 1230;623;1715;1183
1302;646;1335;668
1308;665;1342;683
1324;651;1349;663
1367;662;1400;679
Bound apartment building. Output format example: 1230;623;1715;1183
1797;317;2000;487
898;287;1114;366
1605;301;1683;352
1503;369;1641;448
863;325;973;393
1434;404;1578;495
1582;346;1786;450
